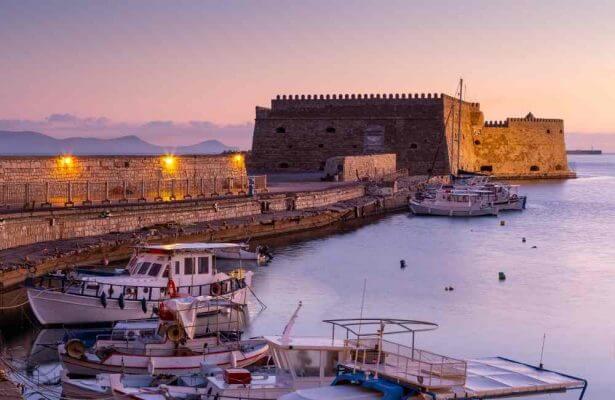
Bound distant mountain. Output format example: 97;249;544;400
0;131;237;155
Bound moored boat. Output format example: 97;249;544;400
410;189;498;216
27;243;254;325
58;297;269;376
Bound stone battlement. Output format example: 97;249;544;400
485;116;563;127
270;93;480;110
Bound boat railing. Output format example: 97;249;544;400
343;338;467;389
27;273;248;302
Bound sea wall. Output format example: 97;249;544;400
0;185;366;251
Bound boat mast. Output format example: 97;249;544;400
456;77;463;175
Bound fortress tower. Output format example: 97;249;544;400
250;93;573;179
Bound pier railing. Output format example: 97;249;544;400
0;175;268;210
344;338;467;389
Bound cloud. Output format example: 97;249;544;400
0;115;253;149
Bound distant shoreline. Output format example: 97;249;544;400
566;149;603;155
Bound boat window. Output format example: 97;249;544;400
137;262;151;275
322;350;339;377
162;265;170;278
184;258;194;275
128;256;138;271
148;263;162;277
175;261;180;275
198;257;209;274
287;349;321;377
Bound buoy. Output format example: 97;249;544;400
445;287;449;291
499;272;506;281
449;286;454;291
400;260;406;269
532;245;537;249
500;220;506;226
522;237;526;243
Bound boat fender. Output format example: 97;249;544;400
118;293;125;309
65;339;86;359
211;282;222;296
166;279;178;298
141;297;147;313
100;292;107;308
400;260;406;269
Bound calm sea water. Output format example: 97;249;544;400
5;154;614;399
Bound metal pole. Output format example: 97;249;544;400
456;78;463;175
102;181;110;204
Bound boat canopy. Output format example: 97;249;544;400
136;243;245;254
323;318;438;337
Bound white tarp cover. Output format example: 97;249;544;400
452;357;584;399
164;295;212;339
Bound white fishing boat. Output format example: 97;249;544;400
27;243;254;325
410;189;498;216
58;296;269;376
452;177;527;211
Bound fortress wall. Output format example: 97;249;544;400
470;118;571;177
0;154;246;183
442;95;485;174
324;154;397;182
250;93;451;174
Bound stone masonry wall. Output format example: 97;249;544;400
0;154;246;183
0;185;366;251
251;93;453;175
251;93;572;179
324;154;397;182
466;116;571;178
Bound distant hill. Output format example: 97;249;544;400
0;131;237;155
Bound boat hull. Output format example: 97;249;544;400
60;343;269;376
495;195;527;211
409;201;498;217
27;286;248;326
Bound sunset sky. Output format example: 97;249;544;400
1;0;615;148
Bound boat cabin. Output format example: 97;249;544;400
263;336;348;389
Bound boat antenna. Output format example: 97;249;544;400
539;333;546;369
353;278;367;373
281;301;302;344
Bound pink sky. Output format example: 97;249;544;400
1;0;615;148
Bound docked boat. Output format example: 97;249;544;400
279;318;587;400
410;189;498;216
211;242;272;264
27;243;254;325
58;297;269;376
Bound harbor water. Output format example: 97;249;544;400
3;154;615;398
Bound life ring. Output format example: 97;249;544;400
210;282;222;296
65;339;86;359
166;279;178;298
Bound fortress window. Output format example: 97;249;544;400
287;145;293;149
276;126;286;133
318;144;324;148
124;161;130;168
326;127;336;133
559;129;563;133
410;143;418;149
546;129;551;134
352;145;358;149
530;165;540;172
480;165;493;172
555;164;563;171
278;162;289;169
474;140;481;145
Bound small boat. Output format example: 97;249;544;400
58;296;269;376
27;243;254;325
452;176;527;211
410;189;498;216
211;243;271;264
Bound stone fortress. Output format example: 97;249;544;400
250;92;574;179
